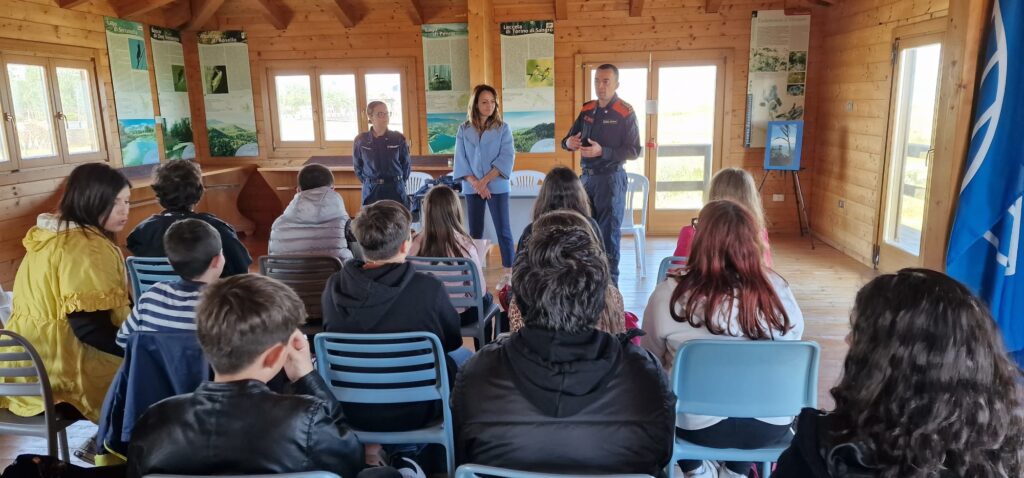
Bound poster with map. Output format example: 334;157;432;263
151;26;194;160
500;21;556;153
197;30;258;157
104;17;158;166
422;23;470;153
744;10;810;148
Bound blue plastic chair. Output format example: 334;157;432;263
408;256;500;348
126;257;182;300
145;473;340;478
314;332;455;475
456;464;655;478
656;256;688;282
667;340;820;478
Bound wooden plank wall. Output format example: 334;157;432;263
808;0;950;265
0;0;170;289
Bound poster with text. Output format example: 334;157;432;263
151;26;195;160
422;23;470;153
104;17;158;166
743;10;810;148
197;30;258;157
500;21;556;153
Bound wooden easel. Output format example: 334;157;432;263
758;169;815;249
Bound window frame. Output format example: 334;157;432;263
262;58;418;158
0;40;108;173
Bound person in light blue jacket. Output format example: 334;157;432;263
453;84;516;270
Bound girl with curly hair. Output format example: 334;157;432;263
773;268;1024;477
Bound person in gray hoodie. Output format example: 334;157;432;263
321;200;462;433
269;164;353;261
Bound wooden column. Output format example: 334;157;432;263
467;0;494;87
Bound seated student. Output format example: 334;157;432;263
453;210;675;476
269;163;353;261
674;168;773;267
127;274;403;478
773;269;1024;478
408;185;487;326
321;199;462;433
116;219;223;347
642;199;804;478
127;160;252;276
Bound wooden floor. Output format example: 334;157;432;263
0;234;873;468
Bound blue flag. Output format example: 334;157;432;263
947;0;1024;354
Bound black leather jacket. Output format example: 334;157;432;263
126;373;363;478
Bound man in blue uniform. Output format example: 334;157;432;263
353;101;412;207
561;63;641;285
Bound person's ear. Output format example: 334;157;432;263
262;343;287;370
399;235;411;254
210;252;225;270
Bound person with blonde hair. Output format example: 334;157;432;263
674;167;772;266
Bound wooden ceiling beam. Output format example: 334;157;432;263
554;0;567;20
397;0;423;25
253;0;294;30
629;0;644;17
165;0;193;29
112;0;178;20
705;0;723;13
57;0;90;8
185;0;226;31
328;0;359;28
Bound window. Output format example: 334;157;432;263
0;51;105;171
265;60;414;154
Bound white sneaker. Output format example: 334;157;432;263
684;460;718;478
395;456;427;478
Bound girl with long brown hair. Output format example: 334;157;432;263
409;185;488;325
641;199;804;478
453;84;516;273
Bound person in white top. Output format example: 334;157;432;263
641;199;804;478
408;185;489;327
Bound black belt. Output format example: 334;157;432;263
369;176;403;184
582;164;624;176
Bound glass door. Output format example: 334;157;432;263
876;34;943;271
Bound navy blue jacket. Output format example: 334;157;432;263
352;128;412;183
561;95;642;170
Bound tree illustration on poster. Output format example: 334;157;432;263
197;30;259;157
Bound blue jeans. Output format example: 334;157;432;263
582;169;626;285
465;192;515;268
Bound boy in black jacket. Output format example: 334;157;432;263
321;199;462;434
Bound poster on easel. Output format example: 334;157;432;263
500;20;556;153
197;30;258;157
104;17;158;166
743;10;810;148
422;23;470;154
150;26;194;160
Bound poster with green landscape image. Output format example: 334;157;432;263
500;21;556;153
197;30;258;157
151;26;195;159
422;24;470;153
104;17;158;166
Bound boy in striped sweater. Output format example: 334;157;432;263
117;218;225;348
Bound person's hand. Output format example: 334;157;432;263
579;139;603;158
475;181;492;200
284;330;314;382
566;133;583;151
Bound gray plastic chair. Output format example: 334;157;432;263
0;330;80;460
408;256;500;348
456;464;654;478
656;256;688;282
145;473;341;478
259;255;344;334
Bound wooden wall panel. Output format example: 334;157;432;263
808;0;949;265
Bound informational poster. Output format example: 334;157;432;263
744;10;810;148
104;17;158;166
197;30;258;157
422;23;470;153
150;27;194;160
500;21;556;153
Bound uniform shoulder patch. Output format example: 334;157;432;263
612;99;634;117
581;100;598;112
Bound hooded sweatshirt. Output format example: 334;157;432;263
452;328;675;475
321;259;461;431
268;186;353;260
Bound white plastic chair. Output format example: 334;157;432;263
621;173;649;277
406;172;433;195
509;170;545;193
